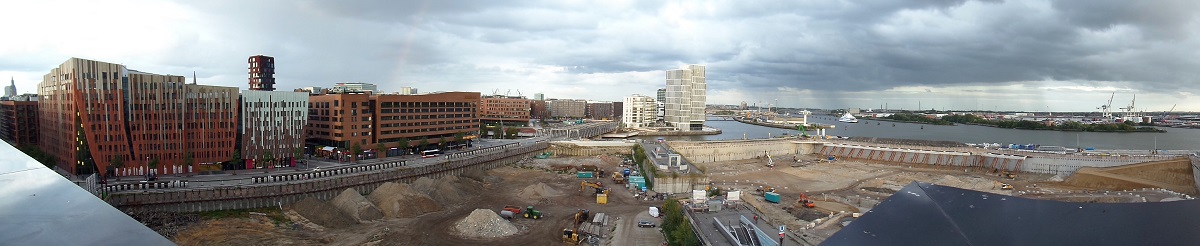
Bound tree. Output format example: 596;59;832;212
417;137;429;151
350;143;361;161
294;147;304;159
479;125;490;138
229;149;242;167
376;143;387;157
110;155;125;180
148;157;160;174
397;138;410;155
183;151;195;172
262;151;275;167
505;127;520;139
453;132;465;145
492;126;504;139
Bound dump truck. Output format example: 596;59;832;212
612;172;626;184
503;205;522;214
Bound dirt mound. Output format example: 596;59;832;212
331;188;384;222
463;168;487;182
517;182;563;200
454;209;519;238
412;177;437;193
368;182;442;218
289;197;354;228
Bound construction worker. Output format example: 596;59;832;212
754;215;759;223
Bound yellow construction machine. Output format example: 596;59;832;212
993;181;1014;190
580;181;603;191
562;209;591;245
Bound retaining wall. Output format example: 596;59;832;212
651;175;710;194
110;142;549;212
1191;155;1200;194
547;144;634;157
667;139;822;164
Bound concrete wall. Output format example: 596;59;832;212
547;142;634;157
1191;155;1200;194
667;139;822;164
651;175;710;194
110;142;548;212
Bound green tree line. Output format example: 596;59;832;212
942;114;1164;132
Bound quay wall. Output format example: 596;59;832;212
110;143;548;212
666;139;823;164
670;138;1177;177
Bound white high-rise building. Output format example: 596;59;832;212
665;64;706;131
400;87;418;95
622;94;656;128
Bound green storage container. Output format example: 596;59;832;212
765;192;781;203
576;171;594;179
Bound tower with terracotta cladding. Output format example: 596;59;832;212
248;55;275;91
38;58;238;176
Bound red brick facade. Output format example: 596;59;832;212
0;100;38;146
38;58;238;176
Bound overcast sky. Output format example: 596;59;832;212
3;0;1199;112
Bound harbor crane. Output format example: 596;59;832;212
1098;92;1115;119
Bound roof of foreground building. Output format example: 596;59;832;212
824;182;1200;246
0;142;172;245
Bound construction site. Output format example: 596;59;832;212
166;154;668;246
153;138;1200;246
694;152;1196;245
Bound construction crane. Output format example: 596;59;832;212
1119;94;1137;116
1161;104;1177;122
766;153;775;167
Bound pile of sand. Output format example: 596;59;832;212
454;209;519;238
368;182;442;218
517;182;562;200
289;197;355;228
933;175;970;188
412;176;480;206
463;168;487;182
331;188;384;222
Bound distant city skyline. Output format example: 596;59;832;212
3;1;1200;112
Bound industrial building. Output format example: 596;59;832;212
38;58;238;176
330;82;378;93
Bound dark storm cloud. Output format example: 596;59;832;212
7;0;1198;110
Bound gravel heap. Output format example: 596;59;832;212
413;176;480;206
289;197;355;228
454;209;519;238
331;188;384;222
517;182;563;200
368;182;442;218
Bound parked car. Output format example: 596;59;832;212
638;220;656;228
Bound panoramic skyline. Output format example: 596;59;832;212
2;0;1199;112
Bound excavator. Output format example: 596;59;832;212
755;186;776;196
1002;171;1017;180
563;209;591;245
796;193;816;208
580;181;603;192
766;153;775;167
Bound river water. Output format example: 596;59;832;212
638;116;1200;150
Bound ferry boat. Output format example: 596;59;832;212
838;113;858;123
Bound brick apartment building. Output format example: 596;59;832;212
530;100;550;119
0;99;38;146
306;91;480;158
548;99;587;119
38;58;238;176
479;95;530;127
586;101;614;120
